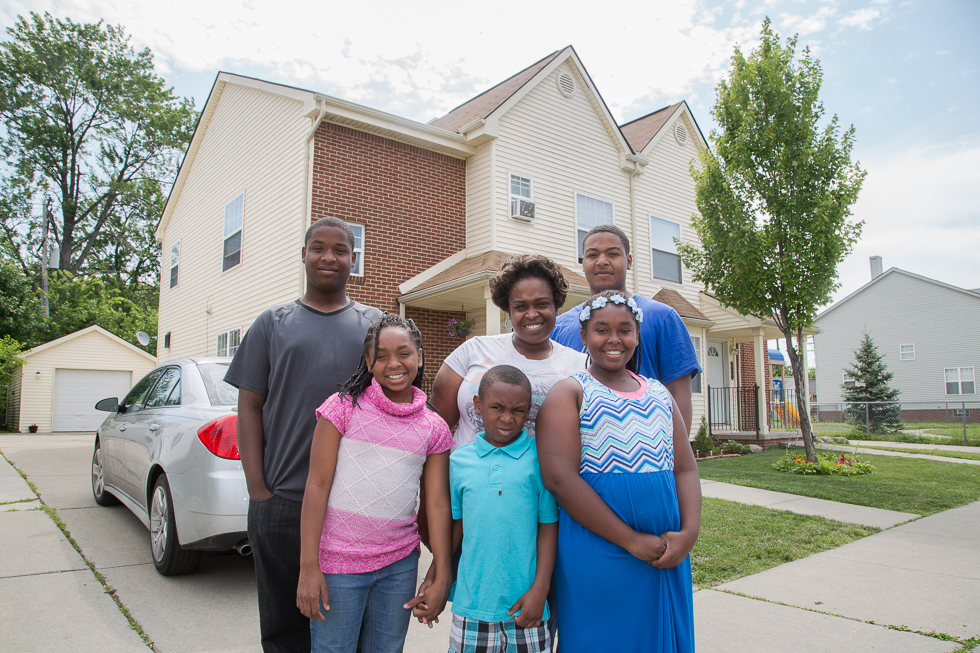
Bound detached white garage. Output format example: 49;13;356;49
7;326;157;433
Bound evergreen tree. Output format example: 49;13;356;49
842;333;902;434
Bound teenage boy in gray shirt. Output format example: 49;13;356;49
225;217;381;652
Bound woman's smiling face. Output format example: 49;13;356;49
508;276;557;348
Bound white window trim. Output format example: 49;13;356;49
650;215;683;285
574;190;616;262
216;327;242;358
222;192;244;273
691;335;703;395
169;241;180;289
899;344;915;361
344;221;365;277
945;366;976;396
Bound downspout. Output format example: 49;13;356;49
629;160;641;295
298;99;328;297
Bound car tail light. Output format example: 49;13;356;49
197;415;240;460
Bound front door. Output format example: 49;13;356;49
706;340;730;426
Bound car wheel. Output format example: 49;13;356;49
149;474;201;575
92;441;119;506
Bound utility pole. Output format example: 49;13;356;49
41;198;51;318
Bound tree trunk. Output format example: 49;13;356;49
782;330;817;462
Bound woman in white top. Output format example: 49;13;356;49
432;254;587;450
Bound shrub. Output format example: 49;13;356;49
692;416;715;457
720;440;749;455
772;451;875;476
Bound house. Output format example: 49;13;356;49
154;46;794;436
4;326;157;432
813;258;980;418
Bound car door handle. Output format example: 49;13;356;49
119;424;127;431
148;424;160;432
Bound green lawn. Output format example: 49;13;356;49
698;449;980;515
691;497;877;587
848;445;980;462
812;421;980;446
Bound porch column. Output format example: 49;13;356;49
485;287;501;336
754;327;769;435
801;335;811;418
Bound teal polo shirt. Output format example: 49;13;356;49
450;430;559;622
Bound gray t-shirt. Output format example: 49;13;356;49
225;299;382;502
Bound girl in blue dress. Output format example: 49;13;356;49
536;290;701;652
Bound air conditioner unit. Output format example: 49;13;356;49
510;198;535;222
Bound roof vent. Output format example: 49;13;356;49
557;72;575;98
674;123;688;145
870;256;883;279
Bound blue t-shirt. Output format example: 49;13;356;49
551;294;701;385
450;431;559;622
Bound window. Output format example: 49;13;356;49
650;216;682;284
900;344;915;361
576;192;614;262
170;242;180;288
216;328;241;358
223;194;244;272
691;336;703;394
144;368;181;409
347;222;364;277
509;173;535;221
842;372;856;388
945;367;976;395
511;173;532;201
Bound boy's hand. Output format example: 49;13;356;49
508;586;547;629
296;564;330;621
404;576;450;628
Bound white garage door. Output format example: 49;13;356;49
53;369;134;432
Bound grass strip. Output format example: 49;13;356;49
698;449;980;516
845;445;980;462
691;497;877;587
0;452;156;651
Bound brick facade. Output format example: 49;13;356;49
737;342;773;427
309;122;468;381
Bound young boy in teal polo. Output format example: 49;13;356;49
448;364;558;653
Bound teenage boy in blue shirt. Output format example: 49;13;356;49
445;364;558;653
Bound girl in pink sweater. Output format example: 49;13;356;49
297;314;454;652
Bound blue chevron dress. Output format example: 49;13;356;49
554;371;694;653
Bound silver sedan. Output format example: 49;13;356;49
91;358;249;575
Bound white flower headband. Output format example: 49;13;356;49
579;293;643;323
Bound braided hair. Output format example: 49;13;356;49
578;290;643;375
337;313;426;408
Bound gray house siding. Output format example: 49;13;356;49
813;270;980;405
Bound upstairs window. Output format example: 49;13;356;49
347;222;364;277
217;328;241;358
651;216;682;284
510;173;535;221
576;192;614;262
169;241;180;288
945;367;975;395
900;344;915;361
223;194;244;272
842;372;856;388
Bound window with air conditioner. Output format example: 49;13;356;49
576;192;614;262
223;194;244;272
510;173;535;222
651;216;682;284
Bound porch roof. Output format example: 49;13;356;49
652;288;712;326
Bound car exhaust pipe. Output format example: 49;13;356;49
234;541;252;557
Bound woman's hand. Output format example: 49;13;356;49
296;563;330;620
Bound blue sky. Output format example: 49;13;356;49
3;0;978;308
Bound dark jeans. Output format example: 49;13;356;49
249;493;310;653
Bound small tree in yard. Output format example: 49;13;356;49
678;19;866;463
842;333;902;434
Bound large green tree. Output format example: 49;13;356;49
842;333;902;434
0;12;195;289
678;19;866;462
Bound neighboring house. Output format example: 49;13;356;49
155;46;793;435
5;326;157;433
813;259;980;413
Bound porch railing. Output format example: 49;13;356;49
707;385;759;436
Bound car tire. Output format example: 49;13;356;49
92;440;119;506
149;474;201;575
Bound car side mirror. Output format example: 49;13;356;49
95;397;119;412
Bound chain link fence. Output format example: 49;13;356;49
810;400;980;444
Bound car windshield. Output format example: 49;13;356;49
198;363;239;406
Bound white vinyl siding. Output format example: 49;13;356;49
223;193;244;271
465;142;494;253
155;83;309;362
900;344;915;360
216;328;241;358
945;367;975;395
347;222;364;277
650;216;682;284
170;241;180;288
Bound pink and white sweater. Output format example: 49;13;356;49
314;378;453;574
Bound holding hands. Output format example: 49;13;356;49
405;571;451;628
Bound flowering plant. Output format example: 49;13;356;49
446;317;476;338
772;451;875;476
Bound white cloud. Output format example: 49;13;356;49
780;6;837;36
839;7;882;30
831;139;980;303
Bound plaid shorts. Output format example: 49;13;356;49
449;613;552;653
